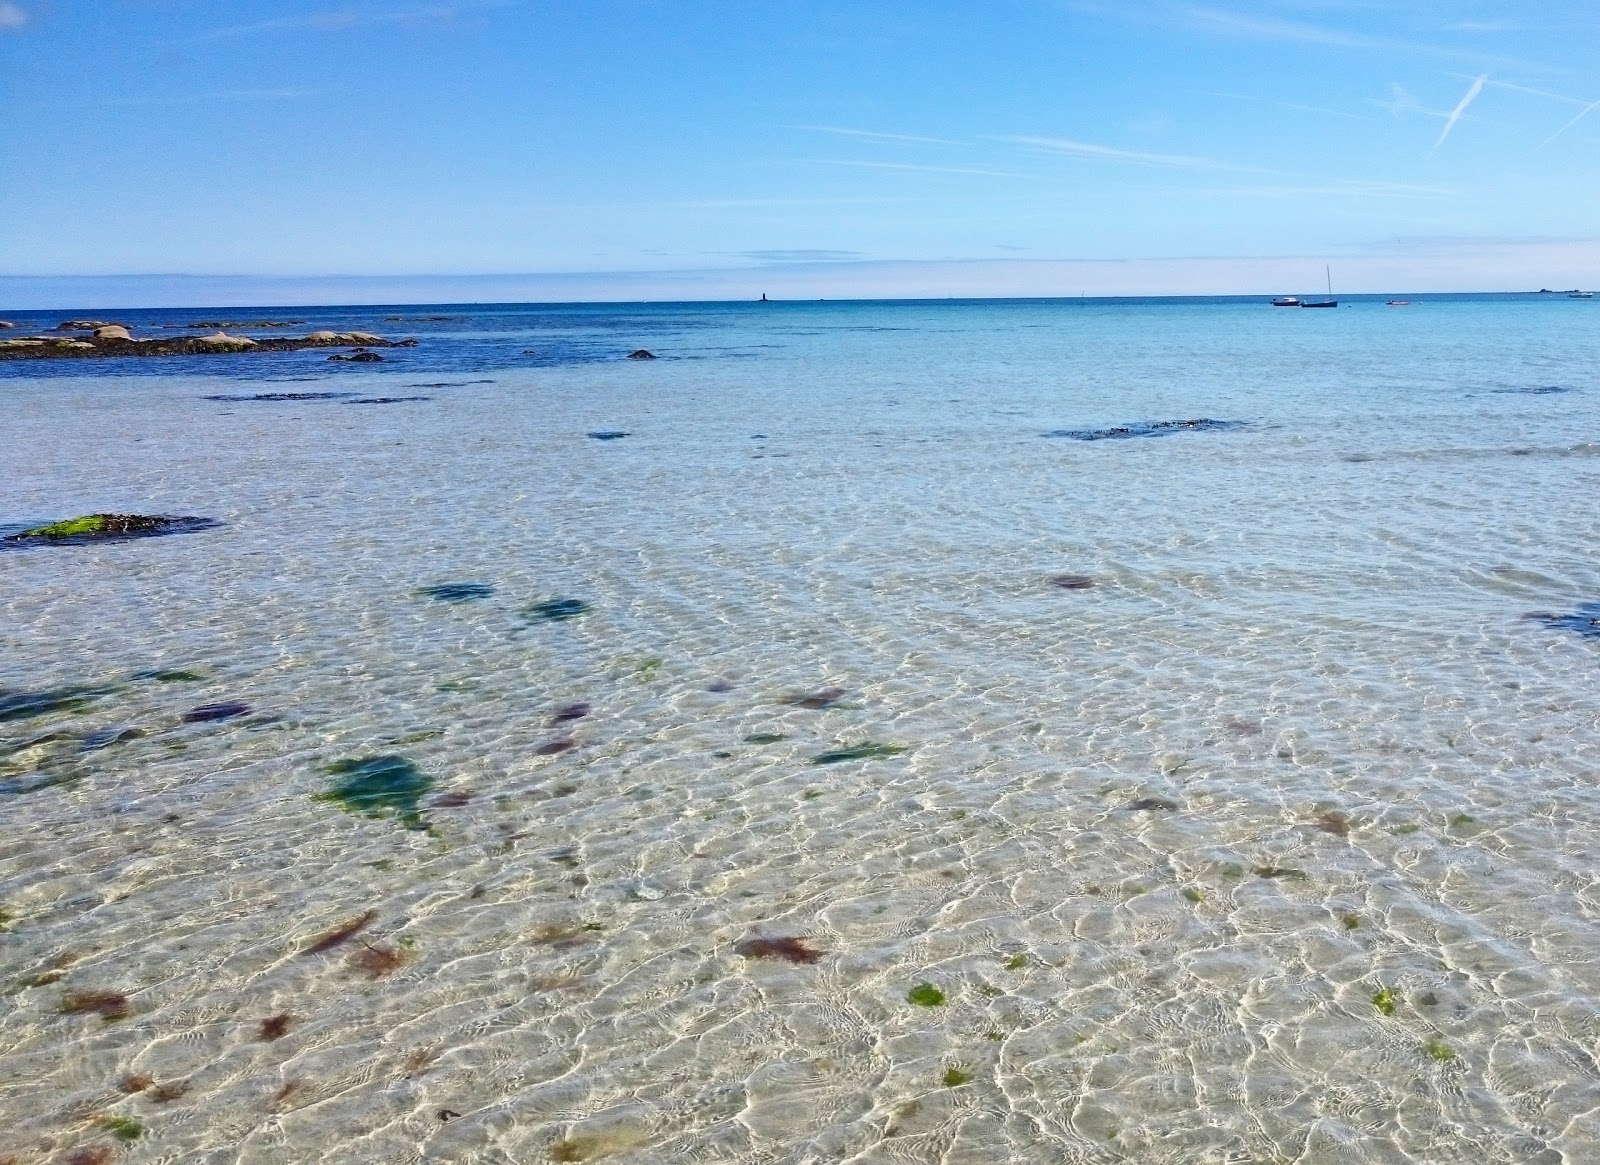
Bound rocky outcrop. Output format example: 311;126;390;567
56;319;118;330
627;349;657;359
0;325;418;361
193;331;258;351
3;514;221;544
328;349;383;362
0;321;14;329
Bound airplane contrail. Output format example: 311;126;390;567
1433;74;1487;151
1540;97;1600;148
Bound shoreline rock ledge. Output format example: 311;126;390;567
0;326;418;361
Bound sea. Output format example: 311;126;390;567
2;293;1598;1164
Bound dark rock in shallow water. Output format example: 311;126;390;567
0;326;415;361
552;702;591;722
0;685;113;722
328;349;384;362
134;669;204;683
1043;419;1246;441
1494;385;1573;395
182;701;251;723
1051;574;1096;590
204;392;357;402
420;583;494;603
1527;603;1600;639
3;514;220;545
348;396;431;405
786;687;847;710
812;742;907;764
587;431;629;441
535;738;578;756
1124;797;1178;811
56;320;119;330
526;598;591;622
627;349;657;359
186;320;305;328
315;755;433;830
81;726;144;751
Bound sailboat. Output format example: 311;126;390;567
1301;266;1338;308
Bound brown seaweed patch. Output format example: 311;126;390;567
552;702;591;722
149;1080;189;1103
1051;574;1096;590
300;910;377;955
64;1148;115;1165
182;701;251;723
734;935;825;964
432;790;473;808
536;738;578;756
347;942;406;979
61;991;130;1021
1316;810;1352;838
118;1074;153;1094
258;1012;296;1041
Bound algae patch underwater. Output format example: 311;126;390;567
315;755;434;830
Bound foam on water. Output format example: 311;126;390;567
2;296;1599;1163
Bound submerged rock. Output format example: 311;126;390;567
1527;603;1600;639
812;742;907;765
526;598;591;622
0;685;113;722
627;349;657;360
328;349;384;362
1051;573;1095;590
1043;419;1246;441
786;687;846;709
420;582;495;603
315;755;433;830
203;392;356;402
81;726;144;751
348;396;430;404
3;514;220;545
587;431;629;440
182;701;251;723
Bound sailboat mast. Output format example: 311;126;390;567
1326;265;1332;297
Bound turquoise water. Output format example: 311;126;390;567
2;295;1599;1163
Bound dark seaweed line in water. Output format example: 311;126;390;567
1043;419;1247;441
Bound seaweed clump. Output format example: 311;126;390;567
526;598;591;622
812;742;907;765
1042;419;1246;442
907;982;946;1007
3;514;219;544
300;910;378;955
61;991;131;1021
315;755;433;829
420;582;494;603
734;935;826;964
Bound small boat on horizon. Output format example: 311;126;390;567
1571;291;1595;299
1272;266;1338;308
1271;296;1301;307
1386;300;1412;306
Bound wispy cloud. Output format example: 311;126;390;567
1000;134;1244;171
1433;74;1487;150
0;2;25;30
1158;3;1548;70
1209;91;1376;122
737;249;865;263
792;126;959;146
196;2;499;43
1540;98;1600;148
808;158;1029;179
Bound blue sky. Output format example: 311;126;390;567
2;1;1598;301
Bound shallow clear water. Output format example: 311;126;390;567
2;295;1599;1164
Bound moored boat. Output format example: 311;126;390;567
1271;297;1301;307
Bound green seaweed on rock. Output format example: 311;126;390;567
943;1066;973;1087
812;742;907;765
314;756;433;830
1425;1038;1456;1063
1373;986;1397;1017
743;733;786;745
100;1116;144;1143
906;982;946;1007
